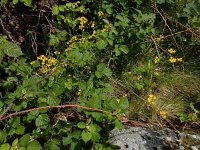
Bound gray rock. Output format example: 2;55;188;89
109;126;200;150
109;126;182;150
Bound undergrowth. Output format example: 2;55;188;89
0;0;200;149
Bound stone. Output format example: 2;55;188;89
108;126;200;150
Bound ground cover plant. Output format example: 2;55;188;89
0;0;200;149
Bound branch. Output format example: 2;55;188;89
0;104;149;126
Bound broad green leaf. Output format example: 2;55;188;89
81;130;92;143
22;0;32;6
0;39;23;58
0;143;10;150
0;49;4;64
52;5;59;15
43;140;60;150
27;140;42;150
95;63;112;78
27;110;39;121
12;0;19;4
10;117;20;127
0;130;6;144
11;138;18;147
15;125;25;135
113;119;124;130
91;132;101;142
119;45;129;54
62;136;72;145
77;122;86;129
96;39;108;50
19;134;30;146
87;124;101;133
64;78;73;90
35;114;50;129
119;98;129;109
12;101;27;111
18;147;26;150
47;96;61;106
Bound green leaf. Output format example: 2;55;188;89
95;63;112;78
119;98;129;109
0;38;23;58
113;119;124;130
0;130;7;144
12;0;18;4
35;114;50;129
0;49;4;63
11;138;18;147
62;136;72;145
77;122;86;129
119;45;129;54
157;0;165;4
19;134;30;146
81;130;92;143
27;110;39;121
22;0;32;6
87;124;101;133
96;39;108;50
91;132;101;142
0;143;10;150
27;140;42;150
52;5;59;15
15;125;25;135
47;96;61;106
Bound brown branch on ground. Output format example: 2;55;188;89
0;103;150;127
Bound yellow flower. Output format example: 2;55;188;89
98;11;104;17
40;66;48;73
154;56;160;63
156;35;164;42
30;61;36;65
89;31;97;39
91;21;95;28
168;48;176;54
147;94;156;105
54;51;60;55
101;28;108;32
78;17;88;24
77;89;82;96
137;75;142;80
37;55;48;61
78;17;88;30
128;72;132;75
177;58;183;62
48;57;57;66
159;111;167;119
169;57;177;63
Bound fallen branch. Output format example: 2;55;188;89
0;104;149;126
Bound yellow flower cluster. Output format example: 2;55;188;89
98;11;104;17
30;61;36;65
137;75;142;80
154;56;160;63
90;21;95;28
169;57;183;63
78;17;88;30
168;48;176;54
37;55;57;73
156;35;164;42
159;110;167;119
147;94;156;105
89;30;97;39
54;51;60;55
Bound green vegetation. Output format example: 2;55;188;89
0;0;200;149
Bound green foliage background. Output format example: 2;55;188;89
0;0;200;149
